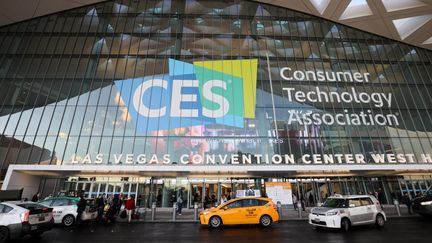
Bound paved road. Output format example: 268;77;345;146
10;217;432;243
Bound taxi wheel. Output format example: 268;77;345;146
62;214;75;227
260;215;272;227
375;214;385;228
0;227;9;243
340;218;351;232
209;216;222;228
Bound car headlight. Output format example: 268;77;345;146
420;201;432;206
203;211;210;215
326;210;340;216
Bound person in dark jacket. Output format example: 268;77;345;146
76;195;87;226
170;194;176;207
96;194;105;222
31;192;41;202
401;193;412;214
113;194;122;215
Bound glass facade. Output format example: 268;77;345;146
0;0;432;204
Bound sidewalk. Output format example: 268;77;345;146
115;204;417;223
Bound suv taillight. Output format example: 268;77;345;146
20;211;29;223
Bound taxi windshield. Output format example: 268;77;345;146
322;198;348;208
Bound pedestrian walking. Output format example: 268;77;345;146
125;196;136;223
292;194;298;210
113;194;122;215
177;195;183;215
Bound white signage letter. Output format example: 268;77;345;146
133;79;168;118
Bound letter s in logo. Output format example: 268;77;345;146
202;80;229;118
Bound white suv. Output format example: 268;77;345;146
309;195;386;231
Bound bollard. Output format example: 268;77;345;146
297;201;302;218
172;204;177;221
194;202;199;221
394;199;401;216
277;201;282;218
151;202;156;221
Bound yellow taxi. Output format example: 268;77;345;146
199;197;279;228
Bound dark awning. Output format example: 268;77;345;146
0;189;23;201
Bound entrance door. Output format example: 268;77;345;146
75;182;91;197
189;182;218;209
189;181;228;209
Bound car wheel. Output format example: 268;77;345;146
209;216;222;228
260;215;272;227
62;214;75;227
340;218;350;232
375;214;385;228
0;227;9;243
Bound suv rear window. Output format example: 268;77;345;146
348;199;362;207
360;198;373;206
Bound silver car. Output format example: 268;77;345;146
0;202;54;243
308;195;386;231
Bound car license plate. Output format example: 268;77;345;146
31;225;38;230
39;216;45;221
313;218;320;223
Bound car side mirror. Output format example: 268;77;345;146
223;206;228;210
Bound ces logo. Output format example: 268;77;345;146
114;59;258;133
